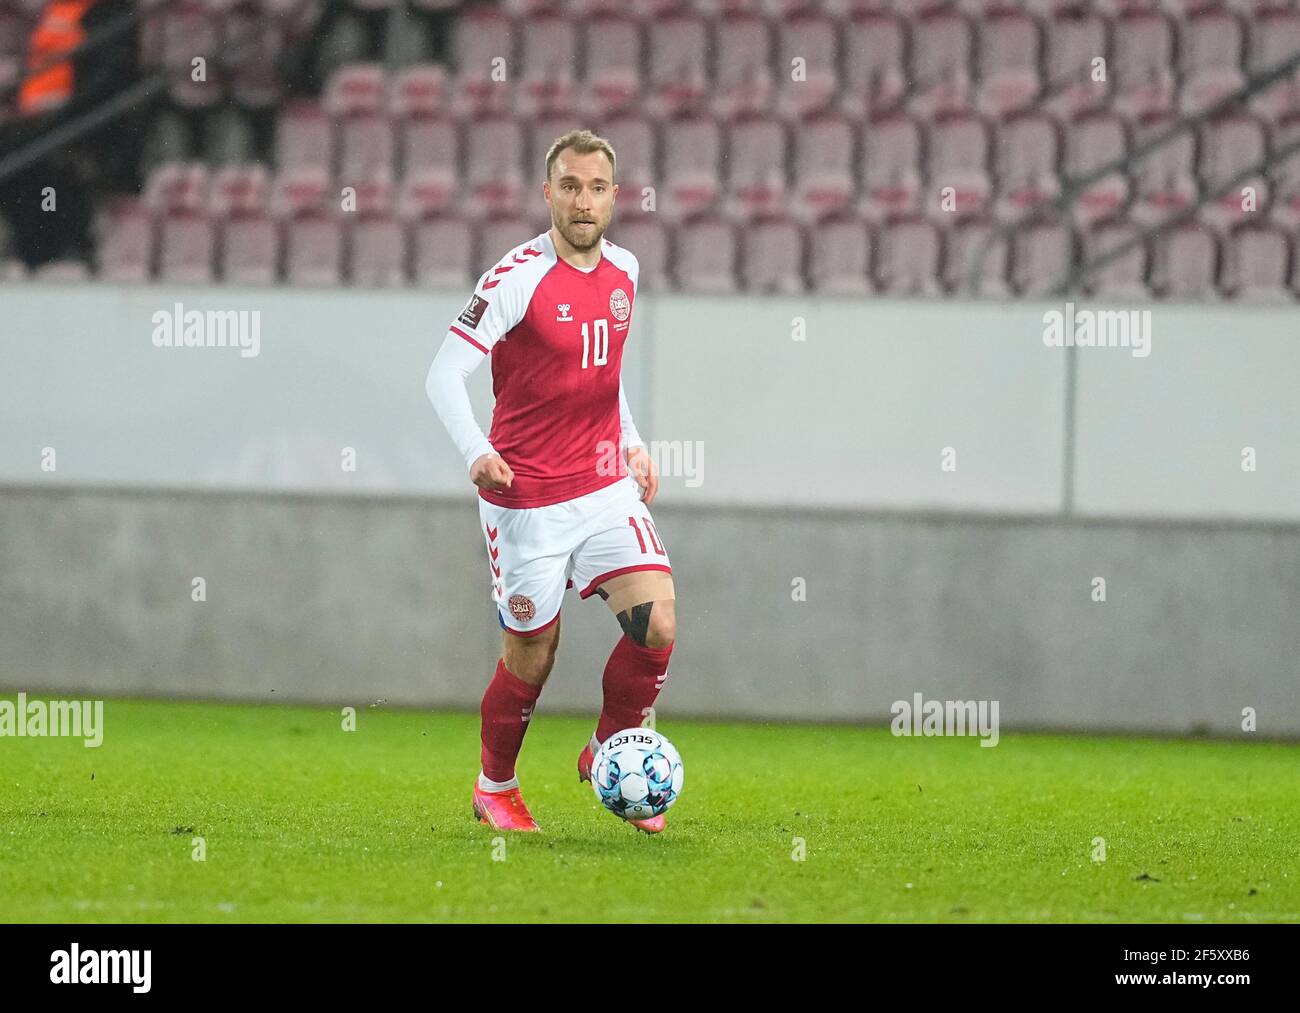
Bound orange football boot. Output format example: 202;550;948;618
472;782;540;832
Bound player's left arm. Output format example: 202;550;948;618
620;377;657;505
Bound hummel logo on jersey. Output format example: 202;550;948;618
556;303;573;322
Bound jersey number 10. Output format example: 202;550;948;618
580;319;609;368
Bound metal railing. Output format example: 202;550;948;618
964;47;1300;297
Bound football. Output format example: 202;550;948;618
591;728;684;821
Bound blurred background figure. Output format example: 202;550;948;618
1;0;139;267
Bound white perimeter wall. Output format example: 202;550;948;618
2;284;1299;521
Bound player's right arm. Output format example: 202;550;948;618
425;266;529;492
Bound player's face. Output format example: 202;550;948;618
545;150;617;252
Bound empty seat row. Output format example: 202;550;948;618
85;204;1300;302
254;104;1300;227
439;7;1300;122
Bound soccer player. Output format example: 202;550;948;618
425;130;676;834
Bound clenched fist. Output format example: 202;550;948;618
470;453;514;492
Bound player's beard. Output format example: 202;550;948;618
557;211;608;252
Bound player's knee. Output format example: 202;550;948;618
642;599;676;650
503;626;560;684
615;598;675;648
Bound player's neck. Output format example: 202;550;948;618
549;226;603;271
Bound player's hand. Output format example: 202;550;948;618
626;445;658;505
470;453;514;491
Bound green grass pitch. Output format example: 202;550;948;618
1;698;1296;923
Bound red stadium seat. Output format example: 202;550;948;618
809;214;873;296
875;216;943;297
859;113;923;223
741;215;805;293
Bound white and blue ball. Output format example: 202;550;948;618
591;728;684;821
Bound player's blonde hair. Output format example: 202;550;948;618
545;129;617;182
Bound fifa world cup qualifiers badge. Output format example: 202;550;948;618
459;294;489;329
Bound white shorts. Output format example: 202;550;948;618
479;474;672;636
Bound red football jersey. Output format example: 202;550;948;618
447;230;640;508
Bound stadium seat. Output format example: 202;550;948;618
646;14;710;119
157;211;215;284
994;113;1061;223
324;64;388;118
926;113;992;221
673;215;738;293
859;113;923;223
1180;10;1247;115
943;217;1011;298
97;205;154;283
518;14;579;117
463;117;526;218
776;11;838;121
809;214;873;296
908;10;973;119
285;213;344;286
1041;10;1110;120
413;215;475;289
1011;219;1075;296
220;213;281;285
791;115;856;223
1198;115;1270;231
349;214;408;287
1083;219;1150;300
338;113;396;215
602;114;658;219
582;15;643;118
840;12;907;119
1268;114;1300;229
608;218;670;291
1248;10;1300;122
398;116;459;220
1222;224;1293;300
223;7;290;109
660;116;723;222
475;214;535;278
389;64;450;119
712;13;774;119
975;11;1041;117
1127;114;1194;227
144;162;210;215
1067;112;1130;228
875;216;943;297
452;9;516;118
273;103;334;217
1112;12;1176;120
155;3;221;108
741;215;805;293
1150;222;1219;300
725;118;789;222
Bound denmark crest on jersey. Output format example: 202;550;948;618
609;288;631;322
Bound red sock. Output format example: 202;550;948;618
480;658;541;783
595;636;675;745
